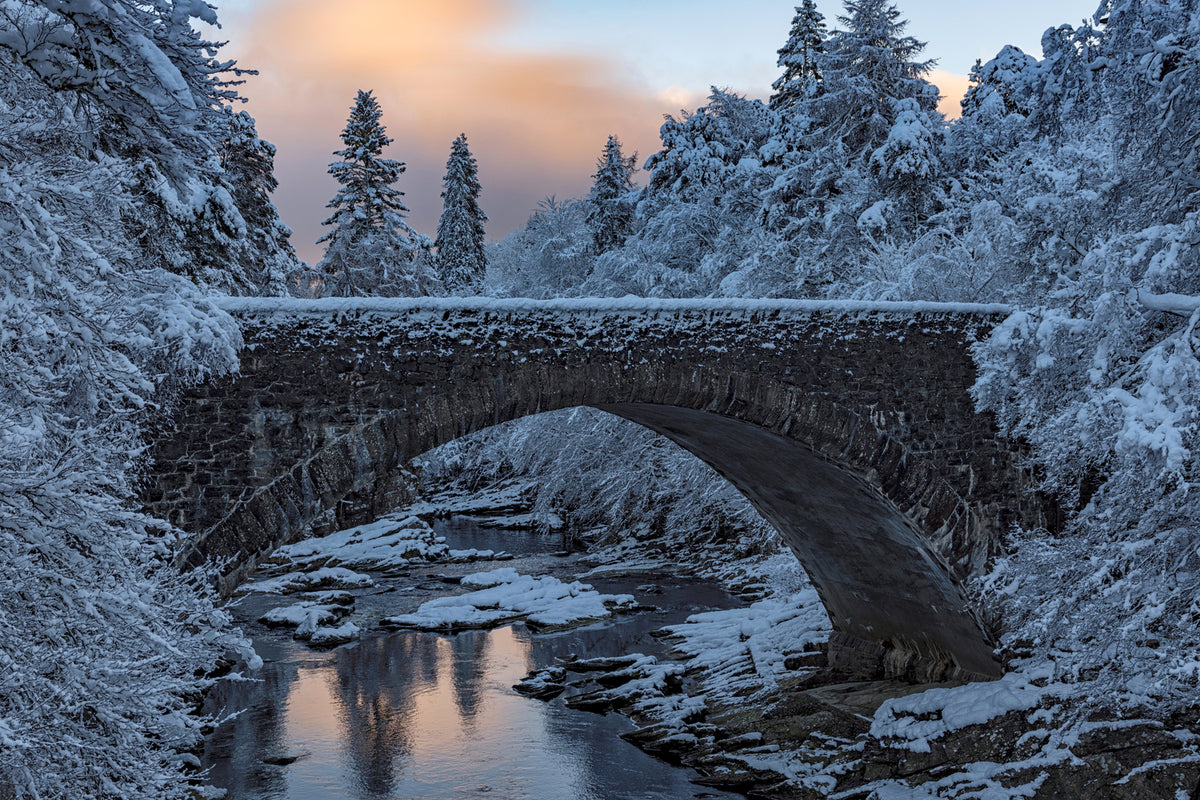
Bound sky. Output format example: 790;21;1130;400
209;0;1099;265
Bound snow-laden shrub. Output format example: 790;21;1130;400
974;213;1200;710
485;197;594;298
843;200;1027;303
417;408;779;561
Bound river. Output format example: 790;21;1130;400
201;516;746;800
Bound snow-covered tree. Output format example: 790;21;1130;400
770;0;827;111
486;196;593;298
765;0;943;282
0;0;305;294
868;96;942;228
434;133;487;295
960;46;1042;120
0;1;300;296
217;107;298;294
643;88;772;210
812;0;939;154
318;89;432;296
613;88;780;294
950;0;1200;713
0;3;257;798
585;135;638;253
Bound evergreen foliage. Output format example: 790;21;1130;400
585;135;639;253
319;89;432;296
0;2;259;797
434;133;488;295
811;0;939;153
770;0;827;111
216;108;298;295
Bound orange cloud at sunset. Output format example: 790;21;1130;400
232;0;678;263
226;0;973;265
931;70;972;119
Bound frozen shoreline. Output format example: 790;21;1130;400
229;492;1200;798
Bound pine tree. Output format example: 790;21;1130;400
770;0;827;112
214;107;299;294
319;89;429;296
586;135;639;253
814;0;939;155
434;133;488;294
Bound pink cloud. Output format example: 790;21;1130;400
930;69;972;119
224;1;973;264
228;0;670;263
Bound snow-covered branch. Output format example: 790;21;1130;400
1137;289;1200;317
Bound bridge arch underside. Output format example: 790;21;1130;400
169;358;1004;683
603;404;1000;682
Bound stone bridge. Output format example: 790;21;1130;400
145;298;1049;684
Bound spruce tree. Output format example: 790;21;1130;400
319;89;428;296
434;133;488;294
216;108;299;294
770;0;827;112
812;0;939;155
586;135;638;253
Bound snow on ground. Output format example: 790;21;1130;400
548;588;832;737
564;655;688;715
870;667;1065;754
237;567;374;595
381;567;636;632
466;512;564;531
576;559;674;578
406;478;536;518
663;588;831;697
267;513;449;571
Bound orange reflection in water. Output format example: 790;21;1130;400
271;626;595;799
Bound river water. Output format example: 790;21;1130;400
202;517;744;800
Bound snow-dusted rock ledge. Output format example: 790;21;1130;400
381;567;638;633
215;295;1014;318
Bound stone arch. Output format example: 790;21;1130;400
151;303;1038;684
175;373;999;682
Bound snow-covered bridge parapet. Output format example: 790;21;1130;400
145;297;1048;683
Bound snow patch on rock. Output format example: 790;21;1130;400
381;568;636;632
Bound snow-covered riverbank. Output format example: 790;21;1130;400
225;486;1200;799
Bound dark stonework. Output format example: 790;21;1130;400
143;300;1049;682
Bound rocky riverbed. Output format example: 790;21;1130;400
207;487;1200;799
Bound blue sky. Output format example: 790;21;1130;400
492;0;1097;92
211;0;1099;264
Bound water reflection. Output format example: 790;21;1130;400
448;631;492;726
204;622;737;799
203;659;298;798
328;635;423;797
202;518;742;799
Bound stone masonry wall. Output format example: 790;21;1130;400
143;299;1046;680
